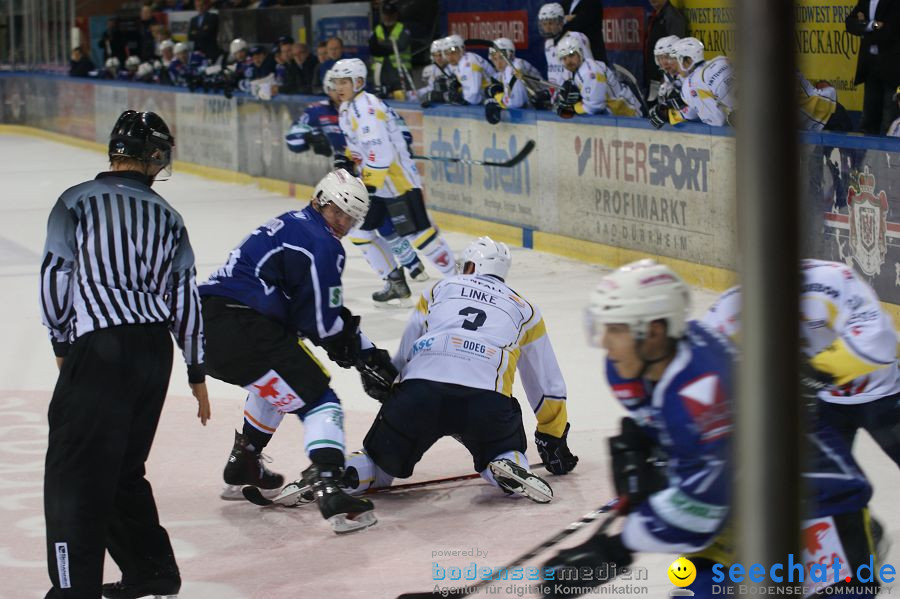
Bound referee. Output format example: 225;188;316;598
39;110;210;599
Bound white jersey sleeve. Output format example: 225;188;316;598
796;70;837;131
680;56;735;126
395;275;569;434
576;58;640;117
495;62;529;109
455;52;497;105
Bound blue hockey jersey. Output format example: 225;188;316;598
285;99;345;155
199;205;347;343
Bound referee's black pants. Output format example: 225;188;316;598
44;324;177;598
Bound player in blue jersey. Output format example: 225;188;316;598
285;69;430;304
541;260;876;598
199;169;396;534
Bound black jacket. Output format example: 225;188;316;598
644;1;687;87
846;0;900;84
69;56;96;78
563;0;606;62
188;11;220;61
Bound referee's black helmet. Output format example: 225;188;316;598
108;110;175;171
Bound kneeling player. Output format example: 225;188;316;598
346;237;578;503
199;169;395;534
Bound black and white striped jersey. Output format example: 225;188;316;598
40;170;204;381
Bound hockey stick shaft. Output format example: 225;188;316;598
365;461;547;495
412;139;535;168
391;38;420;102
396;497;623;599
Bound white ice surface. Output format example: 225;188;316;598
0;134;896;599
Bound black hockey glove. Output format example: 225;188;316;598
800;360;834;409
333;153;357;175
447;79;467;105
531;88;552;110
434;76;450;93
535;423;579;475
648;103;669;129
423;89;446;106
484;98;503;125
357;348;398;403
485;79;504;99
555;101;576;119
320;307;361;369
609;417;668;511
304;131;332;157
559;79;582;106
664;91;687;111
541;534;633;599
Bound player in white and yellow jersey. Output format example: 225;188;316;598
539;3;593;88
331;58;457;303
346;237;578;503
483;37;543;123
704;259;900;469
653;37;735;127
554;35;641;118
443;34;498;105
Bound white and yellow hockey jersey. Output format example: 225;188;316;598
796;70;837;132
544;31;593;88
448;51;498;105
338;90;422;196
569;57;641;117
492;58;542;109
394;274;569;437
676;55;736;126
703;259;900;404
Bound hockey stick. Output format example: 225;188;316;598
613;63;650;117
463;37;545;100
396;497;623;599
412;139;535;168
392;38;420;102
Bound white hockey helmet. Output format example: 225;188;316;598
653;35;680;64
323;68;338;94
671;37;705;72
312;169;370;225
585;259;690;344
136;62;155;79
539;3;565;37
445;34;464;53
490;37;516;63
461;236;511;280
330;58;368;92
229;38;248;57
556;35;584;61
430;38;443;55
125;55;141;71
173;42;189;56
159;39;174;54
105;56;120;70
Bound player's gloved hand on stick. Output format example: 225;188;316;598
541;533;633;599
320;307;361;368
304;131;332;157
434;77;449;93
609;417;668;510
333;153;357;174
664;91;687;111
485;79;503;99
648;103;669;129
555;101;576;119
559;79;582;106
357;348;398;402
535;422;579;474
484;99;503;125
447;79;467;105
531;88;552;110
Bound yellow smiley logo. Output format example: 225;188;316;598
667;557;697;587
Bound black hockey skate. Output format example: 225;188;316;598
220;430;284;500
304;464;377;534
101;569;180;599
372;268;411;306
489;458;553;504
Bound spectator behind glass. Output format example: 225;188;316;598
318;37;346;88
69;46;95;77
310;41;329;94
563;0;606;62
188;0;221;61
98;18;127;63
280;43;311;95
644;0;687;96
295;43;318;93
138;4;159;61
846;0;900;134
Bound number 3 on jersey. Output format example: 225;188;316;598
459;307;487;331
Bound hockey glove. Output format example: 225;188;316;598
320;307;361;369
559;79;582;106
357;348;398;403
484;99;503;125
800;360;834;409
664;91;687;111
333;153;357;175
541;534;633;599
531;88;552;110
535;423;579;475
555;102;576;119
434;76;449;94
609;417;668;511
648;103;669;129
304;131;332;157
447;79;467;105
485;79;504;99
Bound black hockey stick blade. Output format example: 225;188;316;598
241;486;275;506
395;497;623;599
412;139;535;168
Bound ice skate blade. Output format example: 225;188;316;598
275;481;315;506
221;484;280;501
489;460;553;504
410;270;430;282
372;296;412;309
328;510;377;534
152;595;178;599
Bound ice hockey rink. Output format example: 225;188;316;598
1;132;898;599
